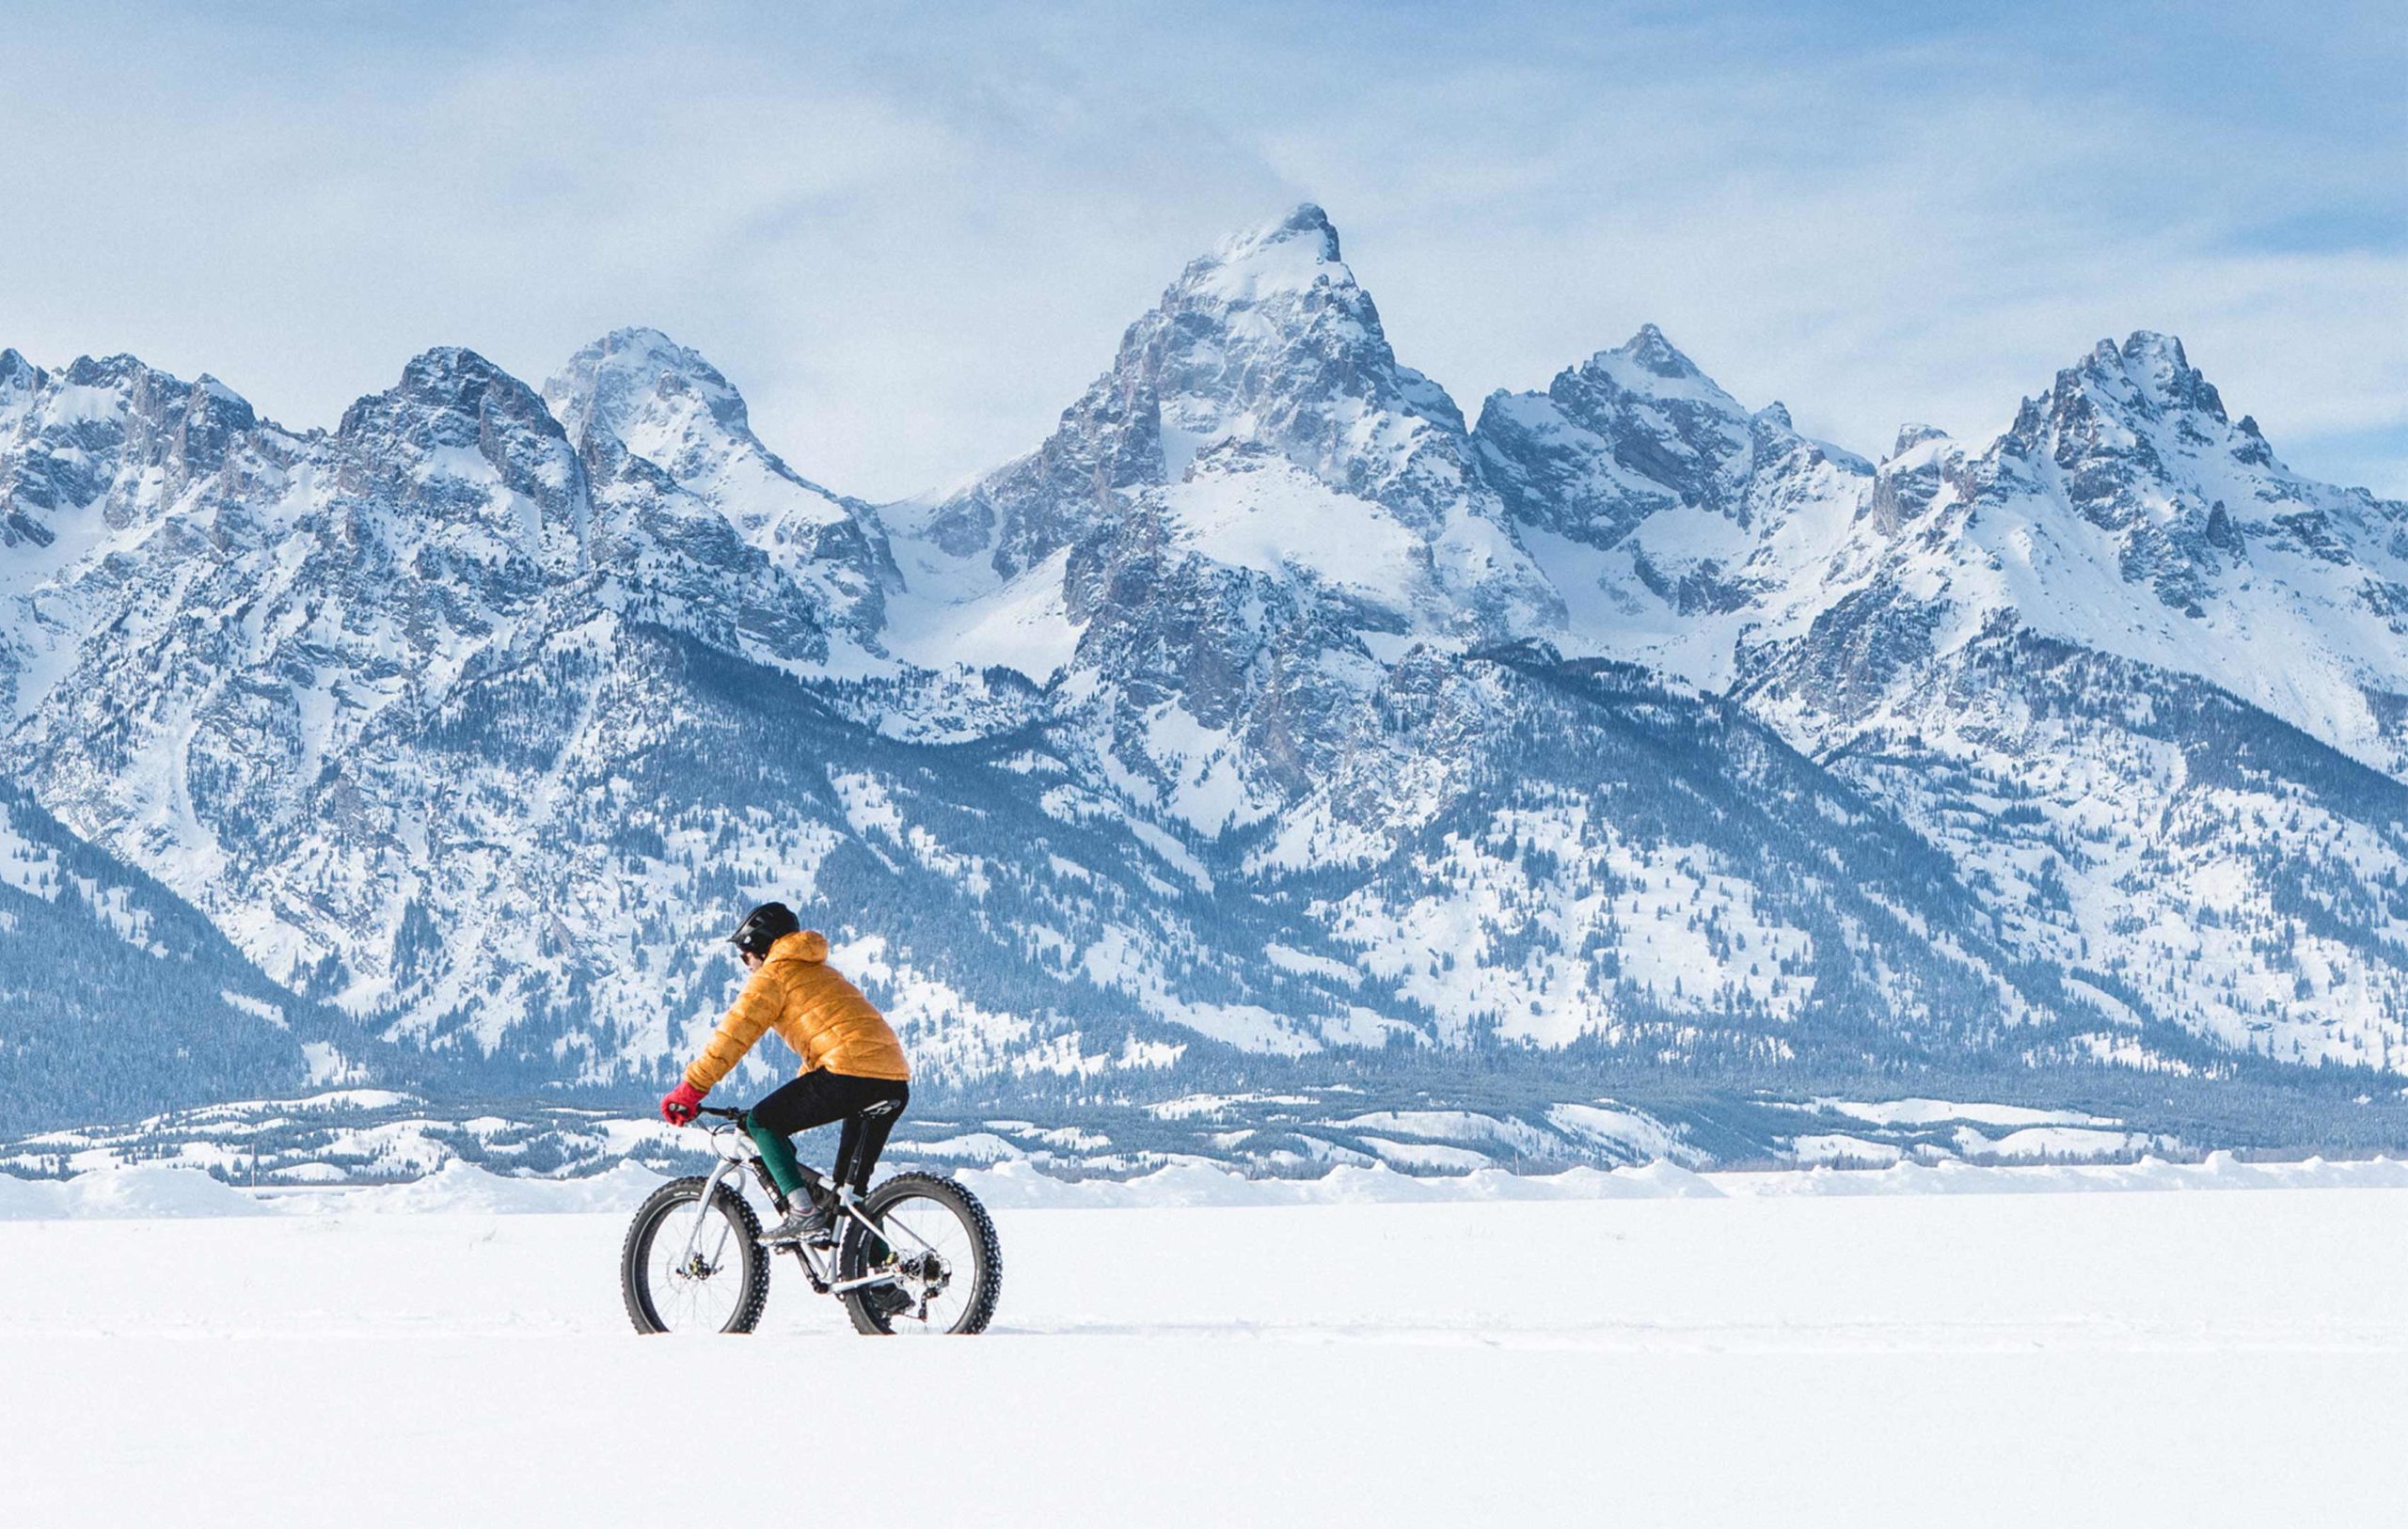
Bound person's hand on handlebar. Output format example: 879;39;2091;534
659;1080;706;1126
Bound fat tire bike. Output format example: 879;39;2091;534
621;1105;1001;1335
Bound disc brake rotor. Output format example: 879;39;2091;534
900;1249;950;1293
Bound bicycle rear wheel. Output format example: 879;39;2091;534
838;1173;1002;1335
622;1175;770;1334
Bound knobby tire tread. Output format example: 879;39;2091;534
621;1174;770;1334
840;1171;1003;1335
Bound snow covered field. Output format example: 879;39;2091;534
6;1163;2407;1526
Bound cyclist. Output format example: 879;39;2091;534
659;902;911;1247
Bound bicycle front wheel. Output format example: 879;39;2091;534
622;1175;770;1334
839;1173;1002;1335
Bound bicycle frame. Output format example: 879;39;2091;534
681;1111;945;1299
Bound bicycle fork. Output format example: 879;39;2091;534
677;1154;749;1273
679;1148;798;1258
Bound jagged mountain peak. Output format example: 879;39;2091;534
1155;211;1454;448
1208;201;1343;269
1615;322;1707;382
904;201;1491;582
330;347;587;566
2026;329;2229;434
59;353;153;387
1127;202;1415;433
2105;328;2193;378
566;324;721;381
541;325;855;508
348;345;562;445
882;202;1558;819
333;350;581;514
545;326;752;450
1888;422;1955;460
0;351;265;541
1730;318;2408;787
1521;324;1752;435
544;327;892;647
0;351;39;429
1991;339;2395;597
1155;202;1432;421
1560;324;1729;404
1473;322;1861;557
394;344;518;392
40;352;259;424
2097;329;2226;416
587;324;705;365
551;323;872;525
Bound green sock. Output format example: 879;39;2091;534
745;1119;805;1199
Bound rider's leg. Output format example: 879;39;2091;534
742;1117;807;1200
831;1080;911;1194
833;1082;911;1287
749;1073;852;1202
832;1115;864;1195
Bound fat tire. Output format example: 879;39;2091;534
622;1174;770;1334
839;1172;1002;1335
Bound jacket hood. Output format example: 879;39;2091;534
770;929;830;963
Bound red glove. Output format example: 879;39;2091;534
659;1080;706;1126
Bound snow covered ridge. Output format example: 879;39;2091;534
0;1087;2344;1186
3;203;2407;1143
8;1088;1719;1183
7;1149;2408;1222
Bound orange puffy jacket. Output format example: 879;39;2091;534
682;930;910;1094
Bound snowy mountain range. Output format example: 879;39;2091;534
4;205;2404;1154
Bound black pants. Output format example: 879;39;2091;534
752;1071;910;1194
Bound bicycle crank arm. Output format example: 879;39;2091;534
828;1271;905;1296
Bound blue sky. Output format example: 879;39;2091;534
4;0;2400;497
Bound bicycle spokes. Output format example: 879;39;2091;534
637;1186;760;1332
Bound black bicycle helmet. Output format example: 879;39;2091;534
728;901;800;958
